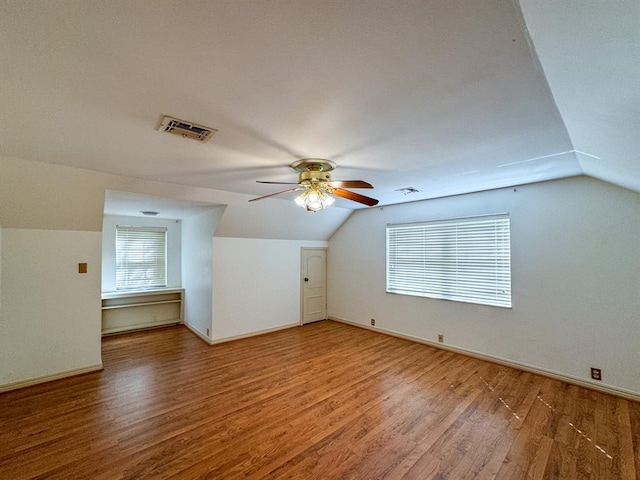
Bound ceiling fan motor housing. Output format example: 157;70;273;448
299;169;332;184
291;158;336;184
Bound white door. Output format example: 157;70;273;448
301;248;327;325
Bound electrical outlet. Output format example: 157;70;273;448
591;368;602;381
370;319;375;326
206;328;210;336
438;334;444;343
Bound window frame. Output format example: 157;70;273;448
386;213;512;308
115;225;168;291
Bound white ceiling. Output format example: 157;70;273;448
103;191;223;220
1;0;637;215
519;0;640;193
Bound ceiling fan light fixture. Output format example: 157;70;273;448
249;158;378;208
294;183;335;212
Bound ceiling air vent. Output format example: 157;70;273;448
395;187;421;195
158;115;217;143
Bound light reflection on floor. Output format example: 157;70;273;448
535;393;613;460
478;375;613;461
480;376;522;421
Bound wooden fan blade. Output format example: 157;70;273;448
256;181;300;185
332;188;379;206
327;180;374;189
248;187;304;202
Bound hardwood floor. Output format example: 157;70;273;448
1;321;638;479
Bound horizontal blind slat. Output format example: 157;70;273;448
386;214;511;308
116;226;167;290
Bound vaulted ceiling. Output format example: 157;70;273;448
1;1;637;214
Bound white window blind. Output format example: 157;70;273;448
386;214;511;308
116;226;167;290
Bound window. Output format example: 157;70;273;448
116;226;167;290
386;213;511;308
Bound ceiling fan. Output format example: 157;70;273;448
249;159;379;212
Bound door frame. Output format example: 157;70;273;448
299;247;328;325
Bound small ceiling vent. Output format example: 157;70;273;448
395;187;421;195
158;115;217;143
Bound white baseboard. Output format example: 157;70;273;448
204;322;300;345
184;321;299;345
183;322;214;345
0;364;104;393
329;316;640;403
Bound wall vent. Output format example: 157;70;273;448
157;115;217;143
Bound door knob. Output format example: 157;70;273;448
304;277;309;282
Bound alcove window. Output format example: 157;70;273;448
115;226;167;290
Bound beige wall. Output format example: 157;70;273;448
212;237;327;341
0;229;103;388
328;176;640;396
0;155;349;389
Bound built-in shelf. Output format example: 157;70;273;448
101;299;182;310
101;288;184;335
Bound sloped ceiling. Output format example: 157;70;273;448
0;1;637;227
519;0;639;193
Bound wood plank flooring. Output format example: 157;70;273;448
0;320;638;479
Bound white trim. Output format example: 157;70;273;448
329;316;640;403
0;364;104;393
101;287;184;299
209;323;300;345
300;247;328;326
183;321;300;346
184;322;213;345
101;319;182;336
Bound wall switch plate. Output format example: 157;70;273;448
591;368;602;381
78;263;88;274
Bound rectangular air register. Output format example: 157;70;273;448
158;115;217;143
